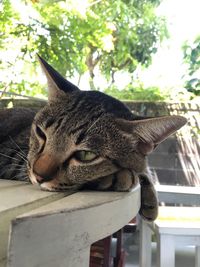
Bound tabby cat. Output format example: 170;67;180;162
0;56;187;221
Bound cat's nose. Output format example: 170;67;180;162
34;172;57;184
33;153;59;183
35;174;46;183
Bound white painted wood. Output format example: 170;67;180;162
7;185;140;267
139;219;152;267
155;185;200;195
155;206;200;235
139;185;200;267
195;246;200;267
157;234;175;267
0;179;73;264
155;185;200;206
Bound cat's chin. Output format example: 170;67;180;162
40;182;81;192
28;169;39;185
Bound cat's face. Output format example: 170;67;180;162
27;56;187;191
27;91;142;191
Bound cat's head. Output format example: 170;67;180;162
27;56;187;191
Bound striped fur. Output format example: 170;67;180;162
0;56;187;221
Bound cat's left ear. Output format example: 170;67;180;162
37;54;79;101
116;115;187;154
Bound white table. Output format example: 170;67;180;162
0;179;140;267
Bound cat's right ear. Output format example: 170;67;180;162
37;54;79;101
116;115;187;155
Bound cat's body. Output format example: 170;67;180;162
0;108;36;181
0;56;187;221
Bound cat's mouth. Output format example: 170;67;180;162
40;182;81;192
28;169;78;191
28;168;117;192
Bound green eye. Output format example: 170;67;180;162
74;151;97;162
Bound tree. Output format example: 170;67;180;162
0;0;167;96
182;36;200;96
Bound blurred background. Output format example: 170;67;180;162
0;0;200;101
1;3;199;266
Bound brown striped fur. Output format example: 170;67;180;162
0;56;187;221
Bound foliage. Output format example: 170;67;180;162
0;0;167;96
182;36;200;97
104;83;168;101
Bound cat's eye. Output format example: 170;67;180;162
74;150;97;162
35;125;46;140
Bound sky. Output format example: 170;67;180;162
139;0;200;90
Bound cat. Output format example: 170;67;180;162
0;55;187;221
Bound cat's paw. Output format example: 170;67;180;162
113;169;139;191
139;174;158;222
96;174;114;190
83;170;139;192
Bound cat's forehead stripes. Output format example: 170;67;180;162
44;117;56;128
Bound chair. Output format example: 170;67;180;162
90;218;137;267
90;229;126;267
139;185;200;267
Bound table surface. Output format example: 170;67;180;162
0;179;141;267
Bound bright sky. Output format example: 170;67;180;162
140;0;200;90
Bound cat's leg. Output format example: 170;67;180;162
84;171;158;222
139;174;158;221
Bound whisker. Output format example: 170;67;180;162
8;137;28;163
15;152;28;163
0;145;27;155
10;148;27;157
0;146;28;163
0;152;19;161
9;136;27;155
0;165;27;175
12;166;27;171
7;163;26;168
0;145;28;156
11;175;29;181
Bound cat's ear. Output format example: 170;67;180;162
116;115;187;154
37;54;79;101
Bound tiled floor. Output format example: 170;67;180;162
124;231;195;267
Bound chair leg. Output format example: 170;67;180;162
113;229;123;267
139;220;152;267
195;246;200;267
157;234;175;267
103;236;112;267
90;236;112;267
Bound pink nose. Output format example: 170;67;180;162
35;174;44;183
33;153;59;183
